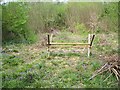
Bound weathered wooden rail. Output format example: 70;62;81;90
47;34;95;57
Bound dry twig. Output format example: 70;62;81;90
89;61;120;81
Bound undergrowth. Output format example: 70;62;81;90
2;31;118;88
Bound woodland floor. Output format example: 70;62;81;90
1;31;119;88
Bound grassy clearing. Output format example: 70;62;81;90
2;31;118;88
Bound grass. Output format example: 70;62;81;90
1;31;118;88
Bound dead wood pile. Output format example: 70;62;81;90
89;54;120;81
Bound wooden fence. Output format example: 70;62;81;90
47;34;95;57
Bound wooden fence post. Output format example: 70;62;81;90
88;34;91;58
90;34;95;47
50;34;53;43
47;34;50;57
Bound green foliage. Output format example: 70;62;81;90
3;55;24;68
2;2;37;43
100;2;118;32
54;4;66;28
75;23;88;34
2;43;118;88
2;2;118;43
2;2;118;88
27;2;67;33
3;80;24;88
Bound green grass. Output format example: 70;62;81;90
2;31;118;88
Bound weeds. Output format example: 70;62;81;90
2;31;118;88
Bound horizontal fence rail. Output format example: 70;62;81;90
47;34;95;58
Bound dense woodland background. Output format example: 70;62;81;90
2;2;118;43
1;2;120;88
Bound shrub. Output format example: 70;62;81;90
2;2;37;43
75;23;88;34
